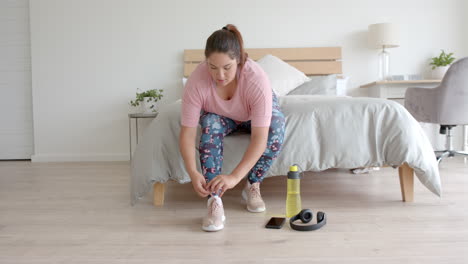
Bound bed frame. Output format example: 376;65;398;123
152;47;414;206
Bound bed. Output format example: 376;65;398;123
130;47;441;206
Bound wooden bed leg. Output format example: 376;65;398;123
153;183;165;206
398;163;414;202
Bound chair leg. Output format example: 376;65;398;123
454;150;468;156
153;183;165;206
398;163;414;202
436;151;451;163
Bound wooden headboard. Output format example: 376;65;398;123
183;47;342;77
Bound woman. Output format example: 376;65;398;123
179;24;285;232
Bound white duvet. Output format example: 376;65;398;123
131;95;441;205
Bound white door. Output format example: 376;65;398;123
0;0;34;159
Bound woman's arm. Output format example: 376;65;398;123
207;126;269;195
179;126;198;175
179;126;210;197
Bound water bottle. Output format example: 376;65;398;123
286;165;302;218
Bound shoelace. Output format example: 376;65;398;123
249;185;261;200
209;199;223;217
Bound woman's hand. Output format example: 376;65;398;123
189;171;210;198
206;174;242;197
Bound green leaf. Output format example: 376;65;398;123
129;88;164;106
430;49;455;68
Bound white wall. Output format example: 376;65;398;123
463;0;468;152
0;0;34;159
29;0;467;162
465;0;468;53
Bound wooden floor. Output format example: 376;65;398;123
1;158;467;263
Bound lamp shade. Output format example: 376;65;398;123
368;23;400;49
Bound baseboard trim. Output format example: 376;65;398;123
31;153;129;162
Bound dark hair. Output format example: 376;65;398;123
204;24;248;67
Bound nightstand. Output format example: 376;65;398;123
361;80;441;100
128;112;158;160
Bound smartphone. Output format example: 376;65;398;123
265;217;286;229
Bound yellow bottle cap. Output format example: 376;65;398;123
289;165;298;172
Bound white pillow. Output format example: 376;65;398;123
286;75;349;96
287;75;337;96
256;54;309;96
336;77;349;96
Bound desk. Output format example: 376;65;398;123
128;112;158;160
361;80;441;99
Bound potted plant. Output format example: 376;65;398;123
129;88;164;113
430;50;455;79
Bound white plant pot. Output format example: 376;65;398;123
129;105;141;114
142;97;158;113
431;66;449;80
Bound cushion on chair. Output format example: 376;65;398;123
405;57;468;125
436;57;468;124
404;87;437;123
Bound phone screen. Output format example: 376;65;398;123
265;217;286;229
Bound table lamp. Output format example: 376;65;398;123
368;23;400;81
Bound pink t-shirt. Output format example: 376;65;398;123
181;58;272;127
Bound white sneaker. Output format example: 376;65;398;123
241;181;266;213
202;196;226;232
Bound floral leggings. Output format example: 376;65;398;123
198;94;285;184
